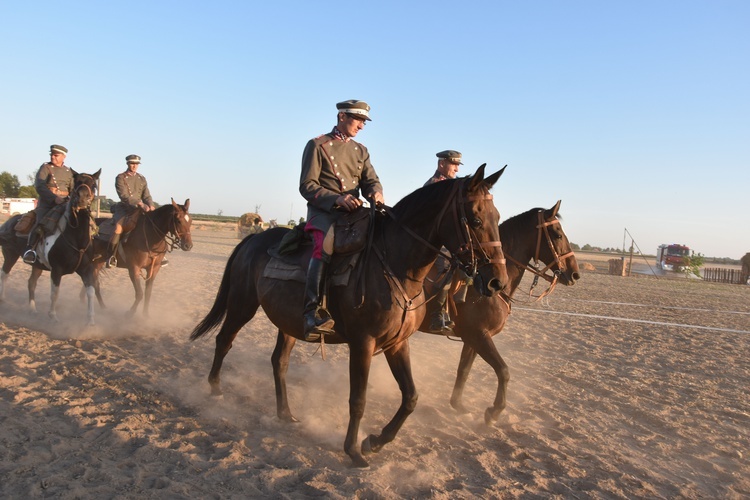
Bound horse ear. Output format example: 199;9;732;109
483;165;507;189
71;169;80;177
550;200;562;217
468;164;487;191
184;199;190;211
92;169;101;180
171;197;177;207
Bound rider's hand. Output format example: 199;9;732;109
335;194;362;212
370;191;384;207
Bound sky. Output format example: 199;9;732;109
1;1;748;259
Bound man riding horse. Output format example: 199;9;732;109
299;99;385;341
22;144;76;265
106;154;164;268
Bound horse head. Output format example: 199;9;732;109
170;198;193;251
535;201;580;286
440;164;509;296
70;169;100;211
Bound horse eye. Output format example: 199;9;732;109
470;217;482;228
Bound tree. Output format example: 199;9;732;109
0;171;21;197
18;185;38;198
681;251;704;279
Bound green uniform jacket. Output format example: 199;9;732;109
113;171;154;221
299;129;382;231
34;162;75;217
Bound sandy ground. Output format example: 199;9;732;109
1;228;748;499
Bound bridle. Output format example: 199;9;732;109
142;206;192;253
505;209;575;299
383;178;505;279
61;176;97;270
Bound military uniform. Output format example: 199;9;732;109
299;99;383;341
34;160;74;220
23;144;74;264
300;129;382;239
113;169;153;222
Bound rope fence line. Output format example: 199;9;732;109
514;307;750;335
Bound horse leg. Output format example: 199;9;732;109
27;266;43;314
271;328;298;422
361;340;418;458
48;271;63;322
208;308;257;396
450;343;478;413
142;276;156;316
127;267;143;315
344;341;375;468
79;269;96;326
465;333;510;425
0;253;18;302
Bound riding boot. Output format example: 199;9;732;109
106;233;121;268
303;258;335;341
428;286;455;335
22;227;43;265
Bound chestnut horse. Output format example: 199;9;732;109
424;200;580;423
91;199;192;316
0;170;101;325
190;165;508;467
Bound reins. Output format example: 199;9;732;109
505;210;574;301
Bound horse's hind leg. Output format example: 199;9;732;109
208;307;257;396
271;329;299;422
0;253;19;302
360;341;418;463
450;343;478;413
0;270;8;302
48;272;62;322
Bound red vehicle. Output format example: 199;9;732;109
656;244;690;271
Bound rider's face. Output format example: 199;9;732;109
437;159;459;179
127;162;139;173
337;113;367;138
50;153;66;167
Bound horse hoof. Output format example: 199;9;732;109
450;400;469;414
361;436;372;456
348;454;370;469
484;407;499;426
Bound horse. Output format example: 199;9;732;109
422;200;580;424
190;165;509;468
0;170;101;325
90;199;193;316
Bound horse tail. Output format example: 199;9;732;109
189;241;243;341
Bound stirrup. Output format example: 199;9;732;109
22;250;37;265
161;258;169;267
106;256;117;269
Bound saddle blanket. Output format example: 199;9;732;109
262;253;359;288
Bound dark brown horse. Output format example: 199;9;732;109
91;199;192;316
190;165;508;467
425;200;579;423
0;170;101;325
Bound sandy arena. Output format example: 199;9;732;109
1;227;748;498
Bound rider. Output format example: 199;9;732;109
22;144;75;265
424;150;463;334
299;99;385;341
106;154;156;267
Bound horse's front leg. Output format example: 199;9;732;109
271;329;298;422
465;331;509;425
450;342;478;413
79;269;96;326
361;340;418;457
48;271;63;322
27;266;43;313
344;341;375;468
142;275;156;316
0;269;9;302
127;267;143;315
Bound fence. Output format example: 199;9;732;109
702;268;749;285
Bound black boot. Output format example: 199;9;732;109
303;258;335;341
428;286;455;335
22;227;43;265
106;233;120;268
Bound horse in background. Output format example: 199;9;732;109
91;199;192;316
190;165;508;467
422;200;580;423
741;252;750;283
0;170;101;325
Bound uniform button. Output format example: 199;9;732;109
334;164;338;167
329;142;333;146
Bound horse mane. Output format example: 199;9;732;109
500;207;562;248
390;178;459;219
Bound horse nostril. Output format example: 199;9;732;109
488;278;503;293
572;272;581;281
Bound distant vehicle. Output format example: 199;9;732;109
656;243;690;271
0;197;36;215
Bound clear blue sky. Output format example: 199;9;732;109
1;1;747;258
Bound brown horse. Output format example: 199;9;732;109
741;252;750;283
0;170;101;325
92;199;192;315
425;200;580;423
190;165;508;467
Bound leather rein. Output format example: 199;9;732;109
60;178;96;272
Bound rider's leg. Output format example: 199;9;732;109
303;225;335;341
106;223;122;268
428;284;455;334
22;226;44;265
